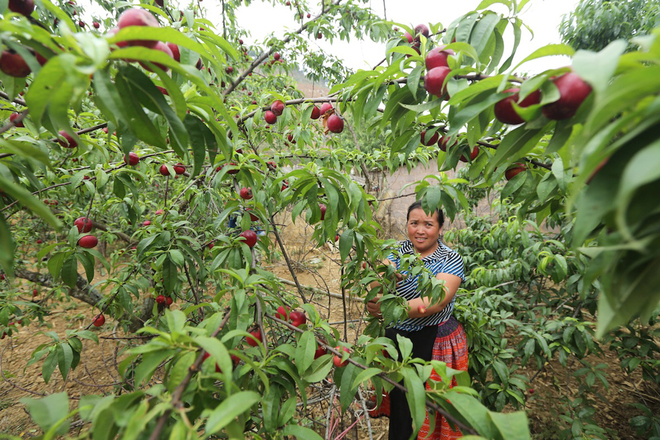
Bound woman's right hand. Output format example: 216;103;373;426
367;295;382;318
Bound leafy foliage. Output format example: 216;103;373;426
1;0;660;438
559;0;660;51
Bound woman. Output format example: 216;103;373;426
366;201;468;440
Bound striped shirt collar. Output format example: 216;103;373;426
398;239;448;261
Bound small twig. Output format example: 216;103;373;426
269;214;308;304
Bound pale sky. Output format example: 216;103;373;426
230;0;581;74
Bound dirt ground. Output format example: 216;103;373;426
1;217;658;439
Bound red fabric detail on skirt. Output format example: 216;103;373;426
368;390;391;418
417;321;468;440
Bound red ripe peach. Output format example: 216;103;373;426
542;72;592;120
289;311;306;327
125;152;140;166
414;24;429;37
74;217;93;233
8;0;35;16
166;42;180;62
494;88;541;125
424;66;451;99
239;187;253;200
271;100;285;116
173;163;185;174
459;146;479;162
319;102;333;115
10;112;24;127
117;8;160;48
92;314;105;327
314;345;327;359
58;130;78;149
264;110;277;125
310;106;321;119
247;329;262;347
275;305;290;320
425;46;455;70
246;208;258;222
327;114;344;133
505;163;526;181
0;51;31;78
438;136;456;152
420;130;439;146
275;306;289;321
333;346;350;368
139;41;173;72
239;230;258;248
78;235;98;248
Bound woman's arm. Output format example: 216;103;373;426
405;272;462;319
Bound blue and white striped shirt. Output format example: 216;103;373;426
387;240;465;331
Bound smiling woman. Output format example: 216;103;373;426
366;200;468;440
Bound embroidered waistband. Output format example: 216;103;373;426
436;315;460;337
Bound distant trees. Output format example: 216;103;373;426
560;0;660;51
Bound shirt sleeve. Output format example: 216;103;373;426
441;251;465;282
386;253;399;269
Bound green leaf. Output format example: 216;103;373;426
339;229;354;262
168;352;195;393
485;126;546;176
352;367;383;390
470;13;501;57
162;256;177;294
282;424;324;440
0;215;15;277
513;44;575;70
572;40;627;94
120;67;189;157
295;331;315;374
489;410;531;440
401;367;426;434
0;139;50;164
476;0;511;10
196;336;232;378
407;65;424;96
42;349;58;384
20;392;70;436
61;256;78;289
0;175;62;231
443;391;495;437
304;356;334;383
339;363;360;412
262;386;282;431
134;350;175;387
616;140;660;235
56;343;74;381
114;67;166;148
184;115;217;176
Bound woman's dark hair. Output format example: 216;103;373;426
406;201;445;227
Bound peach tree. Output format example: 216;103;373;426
0;0;659;438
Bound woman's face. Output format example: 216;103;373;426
407;208;441;257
